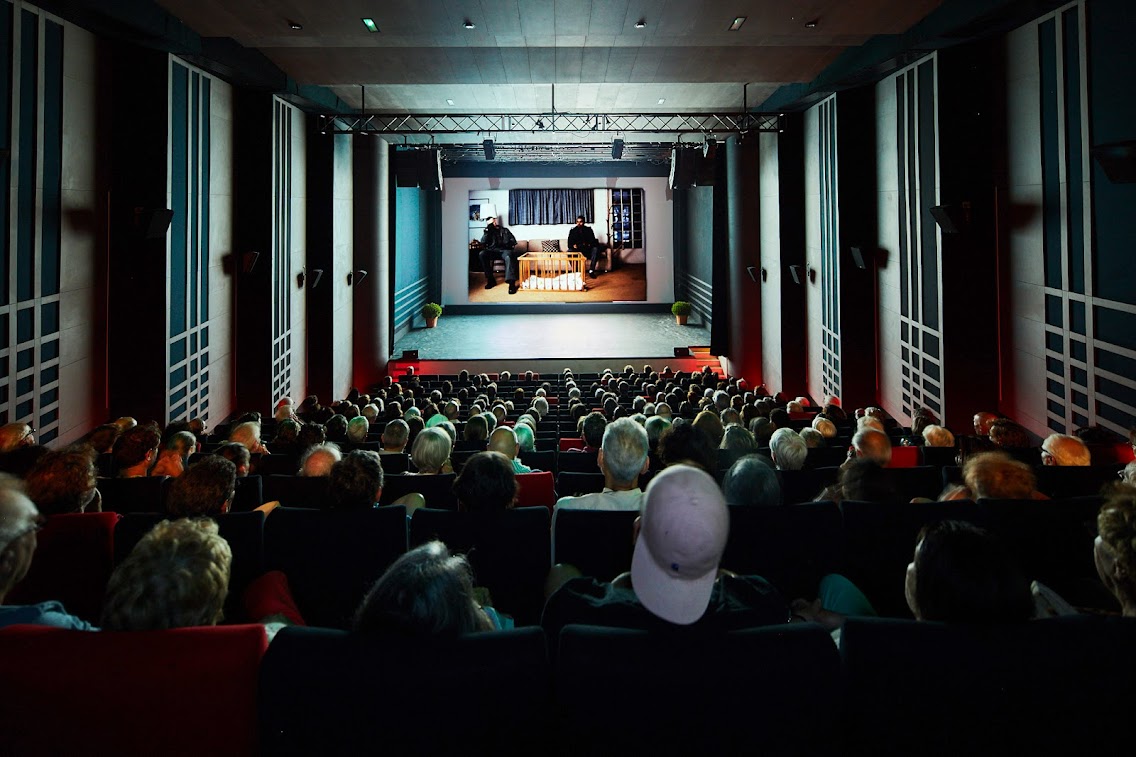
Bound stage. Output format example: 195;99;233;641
390;312;715;374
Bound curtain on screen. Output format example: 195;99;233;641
508;189;594;225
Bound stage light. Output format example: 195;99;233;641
729;17;746;31
361;18;379;33
288;21;303;30
482;139;495;160
612;139;624;160
635;19;646;29
464;20;475;29
703;137;717;158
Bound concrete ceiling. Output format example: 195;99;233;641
154;0;945;114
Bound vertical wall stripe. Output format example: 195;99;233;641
271;98;293;403
40;19;60;296
896;78;908;320
1061;9;1084;294
190;71;199;330
818;96;841;402
1039;19;1062;291
15;10;37;302
201;77;210;321
0;3;10;309
170;62;187;337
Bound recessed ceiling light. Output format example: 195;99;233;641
657;98;666;105
361;18;379;33
729;17;746;31
804;18;819;28
446;99;455;106
635;19;646;29
464;19;475;29
288;20;303;31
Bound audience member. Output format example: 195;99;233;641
114;423;162;478
922;425;955;448
216;441;252;477
555;418;649;513
769;427;807;471
722;455;780;507
488;427;532;474
411;428;453;475
0;423;36;455
1096;487;1136;616
166;457;236;517
452;451;517;515
24;446;100;516
656;419;716;476
1041;433;1091;467
328;450;385;510
299;443;341;477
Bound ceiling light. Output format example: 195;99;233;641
804;18;819;28
361;18;379;33
729;17;746;31
657;98;666;105
288;20;303;30
446;98;455;106
464;20;475;29
635;19;646;29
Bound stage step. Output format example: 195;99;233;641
688;346;722;376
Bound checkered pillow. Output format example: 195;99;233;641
541;239;561;252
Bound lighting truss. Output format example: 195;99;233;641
317;111;782;136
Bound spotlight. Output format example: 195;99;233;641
703;138;717;158
536;118;545;129
464;19;475;29
729;17;746;31
288;20;303;30
635;19;646;28
804;18;819;28
483;139;495;160
361;18;379;33
612;138;624;160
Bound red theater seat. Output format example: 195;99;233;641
559;437;584;452
6;511;119;624
0;624;267;756
516;471;556;510
886;445;923;468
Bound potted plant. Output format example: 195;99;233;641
421;302;443;328
672;301;692;325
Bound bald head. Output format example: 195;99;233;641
852;428;892;466
0;483;40;598
488;427;519;461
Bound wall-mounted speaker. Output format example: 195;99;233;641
1091;141;1136;183
929;205;967;234
241;251;260;274
673;347;691;357
419;150;443;190
789;264;804;285
746;265;758;283
401;350;419;361
394;151;419;188
669;147;711;189
851;247;868;270
135;208;173;238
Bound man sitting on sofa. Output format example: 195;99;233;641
568;215;603;278
478;216;521;294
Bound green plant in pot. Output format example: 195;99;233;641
422;302;443;328
672;301;692;325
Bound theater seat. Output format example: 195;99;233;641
556;623;841;755
840;616;1136;754
6;512;119;625
551;508;638;580
97;476;168;514
0;624;267;756
885;445;922;468
515;471;556;510
380;473;458;509
259;626;550;756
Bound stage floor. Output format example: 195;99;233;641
392;313;710;361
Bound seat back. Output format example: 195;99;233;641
0;624;267;756
1034;463;1123;499
556;449;600;473
778;467;839;505
558;437;584;452
380;473;458;509
556;623;841;755
264;507;408;629
231;474;264;511
518;448;555;472
258;626;550;756
840;616;1136;754
886;465;946;501
115;511;266;623
252;453;300;477
6;512;119;624
409;507;550;625
551;508;638;580
377;452;410;474
515;471;556;510
885;444;923;468
262;474;332;508
97;476;169;514
722;502;844;599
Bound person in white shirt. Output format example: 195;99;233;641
554;418;649;521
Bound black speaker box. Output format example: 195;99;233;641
850;247;867;270
789;264;804;285
137;208;173;238
1092;141;1136;183
929;205;965;234
418;150;442;190
394;151;420;188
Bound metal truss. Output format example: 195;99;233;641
317;111;782;136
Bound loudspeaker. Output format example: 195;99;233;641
789;264;804;285
1091;141;1136;183
241;251;260;274
670;148;698;189
135;208;173;238
419;150;443;190
483;139;495;161
746;265;759;283
611;138;624;160
401;350;419;361
929;205;966;234
851;247;868;270
394;151;419;188
673;347;691;357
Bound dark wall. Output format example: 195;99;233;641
675;186;716;330
777;117;808;394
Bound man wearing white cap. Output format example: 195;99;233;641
541;464;788;637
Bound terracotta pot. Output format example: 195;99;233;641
675;314;689;325
425;317;438;328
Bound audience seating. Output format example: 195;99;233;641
1033;463;1122;499
722;503;844;599
558;437;584;452
409;507;551;625
921;445;959;467
885;445;922;468
806;446;848;469
556;449;600;474
887;465;946;501
380;472;458;509
114;511;266;624
264;506;408;629
555;623;842;755
6;512;119;624
97;475;169;514
551;508;638;580
779;467;839;505
555;471;605;497
262;474;332;508
0;624;267;756
377;451;410;473
519;448;555;472
258;626;551;756
515;471;556;510
231;474;264;511
252;453;300;477
840;616;1136;754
